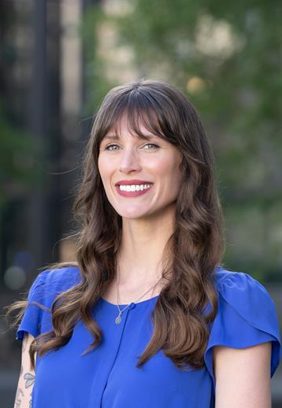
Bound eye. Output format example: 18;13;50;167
143;143;160;150
104;144;120;151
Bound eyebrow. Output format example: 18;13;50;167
102;134;159;142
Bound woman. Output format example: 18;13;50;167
7;79;281;408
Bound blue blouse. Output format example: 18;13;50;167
16;265;282;408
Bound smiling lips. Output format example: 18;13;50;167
115;180;153;198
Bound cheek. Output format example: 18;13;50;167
165;157;183;193
158;156;182;182
148;155;172;176
98;156;110;183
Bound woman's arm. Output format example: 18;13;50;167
214;342;272;408
14;332;36;408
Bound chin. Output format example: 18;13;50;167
115;208;152;220
119;213;149;220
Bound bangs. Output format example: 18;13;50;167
95;89;177;146
111;108;165;142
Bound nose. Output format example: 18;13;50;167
119;148;142;174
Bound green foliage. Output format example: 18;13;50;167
82;0;282;281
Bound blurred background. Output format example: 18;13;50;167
1;0;281;406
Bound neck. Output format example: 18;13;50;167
117;205;175;287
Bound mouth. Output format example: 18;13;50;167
115;183;153;197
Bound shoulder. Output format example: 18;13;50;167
214;264;268;291
42;264;82;289
28;264;82;307
213;265;277;327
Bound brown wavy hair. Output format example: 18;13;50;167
6;78;225;372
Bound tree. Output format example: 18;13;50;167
83;0;282;281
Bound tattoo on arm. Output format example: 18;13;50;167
24;372;35;388
17;334;35;408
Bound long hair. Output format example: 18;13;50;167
6;79;225;371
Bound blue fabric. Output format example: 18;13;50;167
17;266;282;408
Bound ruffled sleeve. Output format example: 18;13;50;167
204;270;282;390
16;269;51;341
16;266;81;341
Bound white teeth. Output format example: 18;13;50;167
119;184;151;192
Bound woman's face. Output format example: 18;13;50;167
98;115;183;220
